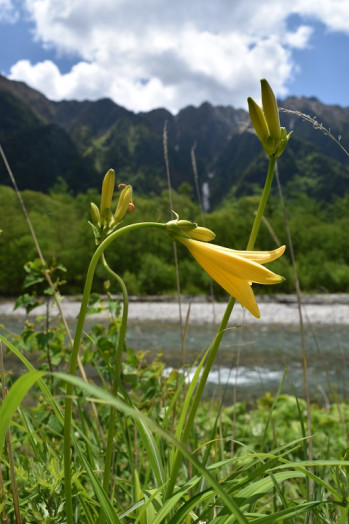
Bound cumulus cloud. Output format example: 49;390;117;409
7;0;349;112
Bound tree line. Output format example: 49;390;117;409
1;183;349;297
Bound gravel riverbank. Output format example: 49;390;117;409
1;294;349;326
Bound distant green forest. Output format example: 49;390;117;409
1;183;349;297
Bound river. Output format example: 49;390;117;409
1;294;349;403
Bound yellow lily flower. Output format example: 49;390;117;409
179;238;285;318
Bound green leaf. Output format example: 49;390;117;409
0;370;46;452
237;471;305;500
251;501;324;523
14;293;44;313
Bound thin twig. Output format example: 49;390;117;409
163;122;184;341
0;465;6;524
190;143;204;223
279;107;349;158
0;144;72;342
0;144;105;446
45;297;54;376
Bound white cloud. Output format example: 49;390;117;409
0;0;18;23
10;59;107;99
284;25;313;49
6;0;349;112
292;0;349;33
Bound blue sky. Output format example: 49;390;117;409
288;17;349;106
1;0;349;113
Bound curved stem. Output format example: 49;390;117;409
166;156;276;498
98;254;129;523
63;221;166;524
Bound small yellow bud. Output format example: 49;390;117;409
247;97;269;143
187;226;216;242
261;78;281;141
166;218;196;237
165;215;216;243
114;185;133;223
100;169;115;226
275;128;293;158
90;202;100;225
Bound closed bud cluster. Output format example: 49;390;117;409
89;169;134;244
248;79;292;158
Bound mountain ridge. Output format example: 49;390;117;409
0;74;348;207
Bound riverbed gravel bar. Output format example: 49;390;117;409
1;294;349;325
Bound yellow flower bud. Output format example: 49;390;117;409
166;217;197;238
261;78;281;141
247;97;269;143
165;215;215;243
187;226;216;242
90;202;100;226
114;185;133;223
100;169;115;226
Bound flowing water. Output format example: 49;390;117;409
1;295;349;402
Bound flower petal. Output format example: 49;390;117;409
202;244;285;263
183;239;284;285
207;264;261;318
230;245;286;263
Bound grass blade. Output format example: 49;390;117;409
0;370;45;453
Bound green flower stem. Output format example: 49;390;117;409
98;254;129;523
166;155;276;499
63;221;166;524
246;156;276;250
